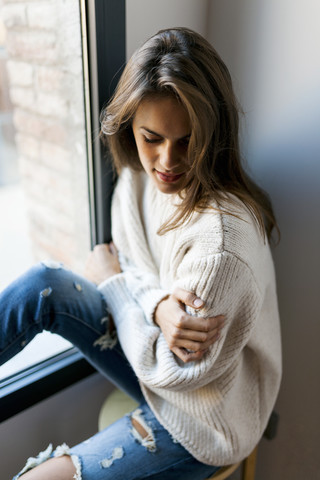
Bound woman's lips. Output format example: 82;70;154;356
156;170;184;183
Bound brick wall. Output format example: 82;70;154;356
1;0;91;273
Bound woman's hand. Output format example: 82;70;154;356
84;242;121;285
154;287;225;363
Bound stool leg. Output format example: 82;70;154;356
241;446;258;480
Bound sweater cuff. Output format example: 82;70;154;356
138;288;170;326
98;273;135;320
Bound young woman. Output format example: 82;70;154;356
1;28;281;480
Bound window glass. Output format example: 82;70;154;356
0;0;91;381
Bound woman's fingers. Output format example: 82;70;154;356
84;243;121;284
155;292;226;357
171;346;207;363
174;312;225;333
93;243;112;260
108;242;118;256
167;330;221;353
172;287;204;309
170;322;223;343
164;312;225;352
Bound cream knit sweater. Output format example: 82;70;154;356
98;168;282;466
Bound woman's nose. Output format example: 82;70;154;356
159;143;179;171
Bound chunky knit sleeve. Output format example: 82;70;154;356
105;170;170;324
98;251;262;392
116;253;170;325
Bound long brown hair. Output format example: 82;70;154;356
100;27;278;241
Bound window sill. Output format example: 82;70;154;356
0;348;95;423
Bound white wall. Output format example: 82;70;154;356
207;1;320;479
126;0;209;58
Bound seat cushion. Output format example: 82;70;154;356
98;389;139;431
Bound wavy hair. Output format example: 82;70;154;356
100;27;278;241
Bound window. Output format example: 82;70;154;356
0;0;125;421
0;0;90;382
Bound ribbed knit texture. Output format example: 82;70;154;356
98;168;282;466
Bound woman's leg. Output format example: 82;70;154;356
3;264;220;480
14;456;75;480
14;402;220;480
0;261;143;402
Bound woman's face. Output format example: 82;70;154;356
132;95;191;194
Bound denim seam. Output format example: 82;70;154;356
41;310;107;336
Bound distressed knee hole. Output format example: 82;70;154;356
130;409;156;452
15;444;82;480
131;417;149;439
54;443;82;480
93;316;117;350
100;446;124;468
16;444;53;477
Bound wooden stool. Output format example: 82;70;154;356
205;446;257;479
99;389;260;480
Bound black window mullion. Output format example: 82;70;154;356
86;0;126;245
0;349;96;422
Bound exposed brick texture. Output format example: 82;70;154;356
1;0;91;273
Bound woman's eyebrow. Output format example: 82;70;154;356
140;127;162;136
140;127;191;139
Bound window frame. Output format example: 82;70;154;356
0;0;126;422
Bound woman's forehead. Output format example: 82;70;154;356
133;96;191;138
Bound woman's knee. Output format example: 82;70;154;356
27;261;106;322
18;456;76;480
9;261;82;313
26;261;77;295
0;261;70;308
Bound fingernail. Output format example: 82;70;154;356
193;298;203;308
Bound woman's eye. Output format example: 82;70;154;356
144;137;160;144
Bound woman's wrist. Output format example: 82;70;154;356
154;295;170;326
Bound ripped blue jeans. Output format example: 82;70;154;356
0;263;219;480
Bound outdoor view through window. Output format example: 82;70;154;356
0;0;91;380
